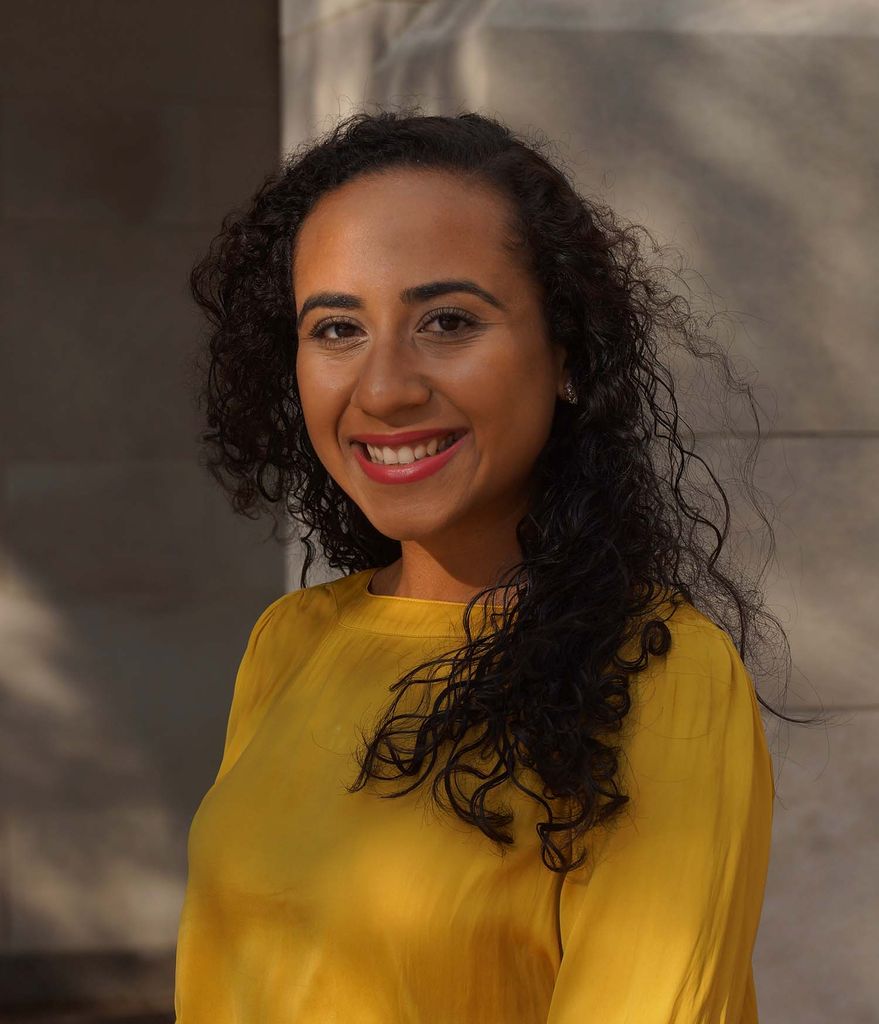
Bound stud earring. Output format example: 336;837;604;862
562;378;578;405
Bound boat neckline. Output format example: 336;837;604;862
333;568;507;637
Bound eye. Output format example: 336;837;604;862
420;306;479;334
306;306;480;347
306;318;361;345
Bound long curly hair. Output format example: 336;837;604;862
187;105;822;874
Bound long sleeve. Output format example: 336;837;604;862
546;622;775;1024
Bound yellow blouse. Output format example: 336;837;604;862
173;568;774;1023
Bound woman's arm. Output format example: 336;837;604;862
546;624;775;1023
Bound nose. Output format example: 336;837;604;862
349;336;432;418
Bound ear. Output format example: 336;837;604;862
553;342;569;396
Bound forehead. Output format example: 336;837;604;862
292;168;519;289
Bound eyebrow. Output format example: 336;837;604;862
295;279;508;332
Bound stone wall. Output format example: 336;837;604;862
1;2;281;1014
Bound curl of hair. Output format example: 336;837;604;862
187;104;825;874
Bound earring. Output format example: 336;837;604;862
562;378;578;405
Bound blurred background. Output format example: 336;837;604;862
1;2;876;1021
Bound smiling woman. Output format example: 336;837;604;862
174;107;820;1023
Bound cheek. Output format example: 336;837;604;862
476;396;548;472
476;398;556;486
296;364;344;462
492;423;549;477
297;356;337;420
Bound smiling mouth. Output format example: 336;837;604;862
355;430;467;465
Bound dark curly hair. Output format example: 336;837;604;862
187;104;824;874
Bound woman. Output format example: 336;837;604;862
174;108;809;1022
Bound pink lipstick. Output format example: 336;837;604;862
352;432;469;485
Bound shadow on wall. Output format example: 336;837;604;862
0;548;286;1008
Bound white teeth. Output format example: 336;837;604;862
365;432;461;465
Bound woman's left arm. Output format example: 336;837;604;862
546;625;775;1024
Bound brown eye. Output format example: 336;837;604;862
308;319;362;346
421;307;478;334
324;322;358;339
429;314;467;332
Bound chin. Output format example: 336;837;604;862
364;512;458;543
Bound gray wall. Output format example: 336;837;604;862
280;2;878;1021
1;2;281;1013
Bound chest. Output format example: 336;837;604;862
187;658;560;951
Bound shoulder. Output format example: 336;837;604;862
627;599;759;741
614;599;774;833
222;580;341;730
246;578;341;649
230;580;343;697
658;600;743;678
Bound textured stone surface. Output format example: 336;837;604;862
705;435;879;710
0;584;287;952
280;1;427;149
0;2;277;102
0;223;206;462
756;708;879;1023
0;0;281;994
0;99;278;227
4;459;284;600
2;949;175;1017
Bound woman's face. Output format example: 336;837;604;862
293;168;567;554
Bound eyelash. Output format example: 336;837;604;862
306;306;479;346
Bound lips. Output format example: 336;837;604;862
351;429;469;485
349;428;468;447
